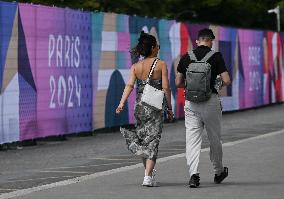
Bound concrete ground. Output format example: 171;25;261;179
2;128;284;199
0;103;284;199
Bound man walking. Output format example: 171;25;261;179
175;28;231;188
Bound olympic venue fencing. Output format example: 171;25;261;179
0;1;283;144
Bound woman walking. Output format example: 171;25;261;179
116;31;173;187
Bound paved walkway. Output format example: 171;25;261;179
2;129;284;199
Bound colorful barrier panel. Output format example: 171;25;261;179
0;2;19;144
0;2;283;144
18;4;92;141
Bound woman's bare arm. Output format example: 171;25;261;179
116;65;136;113
161;61;174;121
161;61;172;110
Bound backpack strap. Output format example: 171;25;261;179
147;58;159;80
200;50;216;62
188;50;197;61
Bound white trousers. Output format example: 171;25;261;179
184;94;224;177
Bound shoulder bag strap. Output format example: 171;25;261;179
147;58;159;80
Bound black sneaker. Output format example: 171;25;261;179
189;174;200;188
214;167;228;184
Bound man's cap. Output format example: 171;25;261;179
197;28;215;40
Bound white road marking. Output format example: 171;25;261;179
6;176;74;183
1;129;284;199
106;154;138;157
37;171;88;174
161;145;185;148
159;148;185;151
44;161;139;170
0;189;18;191
88;157;140;161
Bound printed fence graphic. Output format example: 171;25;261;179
0;2;283;144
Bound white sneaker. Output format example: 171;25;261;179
152;169;157;186
142;176;153;187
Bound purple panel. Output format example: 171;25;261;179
64;9;92;133
19;4;92;139
117;32;130;52
187;23;209;49
238;29;264;108
18;4;38;140
35;6;66;136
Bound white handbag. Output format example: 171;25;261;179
141;58;164;110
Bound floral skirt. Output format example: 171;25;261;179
120;98;163;160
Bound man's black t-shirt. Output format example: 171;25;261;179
177;45;228;94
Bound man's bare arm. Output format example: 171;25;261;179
175;72;185;88
220;71;231;86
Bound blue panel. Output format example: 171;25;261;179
0;2;17;90
219;41;232;96
105;70;129;127
129;15;159;34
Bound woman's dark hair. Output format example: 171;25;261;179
131;31;157;58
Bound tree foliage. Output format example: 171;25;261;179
6;0;284;31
